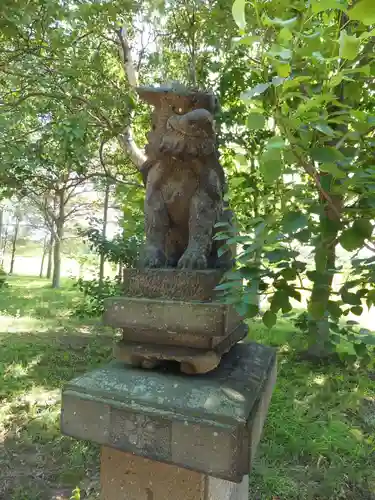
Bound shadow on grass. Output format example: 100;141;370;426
247;321;375;500
0;276;111;499
0;275;82;320
0;329;111;499
1;277;374;499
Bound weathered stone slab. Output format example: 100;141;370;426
114;324;248;374
120;328;212;349
122;268;224;301
103;297;241;337
61;342;277;482
119;323;248;351
101;446;249;500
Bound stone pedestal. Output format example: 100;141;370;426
61;342;276;499
101;447;249;500
103;269;247;374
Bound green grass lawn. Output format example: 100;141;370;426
0;276;374;499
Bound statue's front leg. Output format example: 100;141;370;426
177;189;219;270
144;190;169;268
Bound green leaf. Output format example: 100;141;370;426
260;159;282;183
278;27;293;42
311;0;348;13
247;113;266;130
295;229;310;243
223;271;243;283
340;227;365;251
335;338;356;356
329;73;344;87
215;281;241;291
343;64;370;75
313;123;336;137
232;35;259;46
351;306;363;316
235;301;249;316
281;267;298;281
282;211;309;233
282;301;293;313
339;220;372;252
260;149;282;183
353;219;373;239
266;136;285;149
268;45;292;60
283;148;297;165
232;0;246;30
276;62;291;78
282;76;311;90
339;30;361;61
241;83;270;101
270;290;291;313
310;147;344;163
288;288;302;302
247;304;260;318
263;310;277;328
230;176;246;187
319;163;346;178
263;15;298;27
348;0;375;26
361;334;375;346
327;300;342;319
341;289;362;306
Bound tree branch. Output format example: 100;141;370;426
115;24;146;170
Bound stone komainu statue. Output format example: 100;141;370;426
137;85;233;270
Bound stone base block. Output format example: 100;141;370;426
122;268;225;301
101;446;249;500
61;342;276;483
114;324;248;374
103;296;242;338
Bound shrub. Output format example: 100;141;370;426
0;265;8;289
73;276;121;318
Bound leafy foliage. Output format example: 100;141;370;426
0;277;373;499
218;0;375;360
0;265;8;289
73;276;121;318
1;0;374;362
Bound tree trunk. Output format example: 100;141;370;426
307;191;342;358
306;14;347;359
46;231;54;279
9;217;20;274
117;261;123;284
99;183;110;289
0;208;3;262
40;234;48;278
1;225;9;266
52;236;61;288
52;191;65;289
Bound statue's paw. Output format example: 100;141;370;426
144;248;166;268
177;251;208;270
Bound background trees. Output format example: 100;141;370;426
1;0;374;360
0;2;374;499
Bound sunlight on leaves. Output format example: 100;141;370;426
339;30;361;60
232;0;246;30
348;0;375;26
